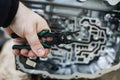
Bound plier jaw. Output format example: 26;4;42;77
45;31;75;46
58;31;80;44
41;32;70;46
41;32;62;46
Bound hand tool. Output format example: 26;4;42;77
11;30;79;50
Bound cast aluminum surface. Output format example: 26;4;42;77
105;0;120;5
16;0;120;79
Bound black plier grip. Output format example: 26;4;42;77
11;30;51;50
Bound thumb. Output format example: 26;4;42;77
25;27;45;57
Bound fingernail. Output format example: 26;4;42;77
37;48;45;56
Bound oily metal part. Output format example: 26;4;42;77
16;0;120;79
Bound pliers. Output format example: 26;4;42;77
11;30;79;50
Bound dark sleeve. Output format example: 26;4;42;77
0;0;19;28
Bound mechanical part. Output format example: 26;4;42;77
16;0;120;79
105;0;120;6
76;0;87;2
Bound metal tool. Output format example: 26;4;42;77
11;30;79;50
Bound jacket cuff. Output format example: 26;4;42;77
3;0;19;28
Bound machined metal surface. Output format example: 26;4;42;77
16;0;120;79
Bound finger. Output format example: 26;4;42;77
28;50;36;57
14;38;27;44
20;49;29;57
25;25;46;57
13;49;20;55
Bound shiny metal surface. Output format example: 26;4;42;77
16;0;120;79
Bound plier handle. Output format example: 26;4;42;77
11;30;79;50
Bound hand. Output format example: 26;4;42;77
4;2;50;57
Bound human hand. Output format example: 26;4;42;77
4;2;50;57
